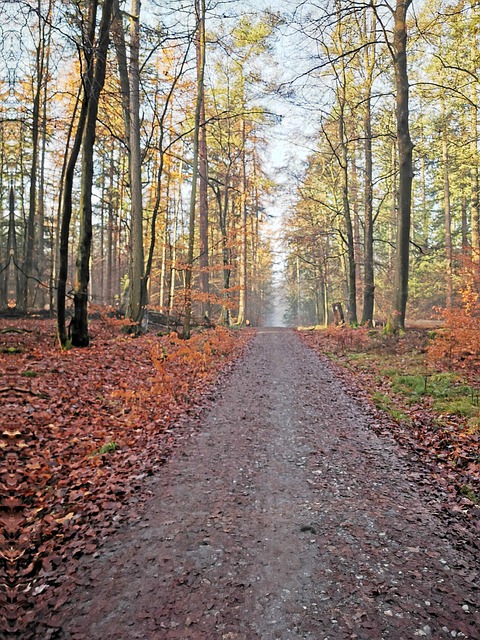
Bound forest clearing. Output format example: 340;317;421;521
2;319;479;638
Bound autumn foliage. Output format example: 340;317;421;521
299;323;479;523
1;320;251;637
427;264;480;378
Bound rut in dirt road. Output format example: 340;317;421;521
55;329;478;639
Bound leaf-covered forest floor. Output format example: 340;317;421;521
299;327;480;521
2;322;479;638
1;317;252;638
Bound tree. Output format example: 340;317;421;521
57;0;114;347
183;0;206;339
359;4;377;326
197;0;210;321
125;0;145;329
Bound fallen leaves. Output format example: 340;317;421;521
0;318;252;638
299;329;480;527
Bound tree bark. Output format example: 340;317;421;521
338;103;357;325
390;0;413;332
361;7;376;326
362;90;375;325
71;0;114;347
125;0;146;328
443;125;453;309
197;2;210;320
57;3;98;347
237;123;248;326
21;0;46;311
184;0;206;339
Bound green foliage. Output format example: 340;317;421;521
372;391;410;424
96;441;118;455
21;370;38;378
2;347;23;354
435;398;479;419
386;371;478;419
459;485;479;504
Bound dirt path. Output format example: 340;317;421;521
53;329;478;639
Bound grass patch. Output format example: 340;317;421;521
435;398;479;418
372;391;410;424
92;441;119;456
22;370;38;378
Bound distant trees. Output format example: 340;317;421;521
283;0;479;328
1;1;277;344
2;0;477;338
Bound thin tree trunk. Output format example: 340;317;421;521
197;4;209;320
443;128;453;309
362;87;374;325
420;155;428;247
159;204;168;309
361;7;376;326
334;1;357;325
106;143;115;305
389;139;397;270
470;4;479;261
37;1;52;311
22;0;45;311
184;0;206;339
169;158;183;314
461;194;468;263
237;121;248;326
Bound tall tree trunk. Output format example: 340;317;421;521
57;3;98;347
390;0;413;332
215;183;231;326
334;1;357;325
184;0;206;339
106;142;115;305
237;122;248;325
126;0;145;328
470;106;479;260
111;0;131;144
22;0;45;311
461;194;468;263
37;45;49;311
71;0;114;347
362;89;374;325
470;3;479;261
197;1;209;320
361;7;376;326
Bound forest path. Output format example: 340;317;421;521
55;329;478;639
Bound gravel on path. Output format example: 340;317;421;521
54;329;479;639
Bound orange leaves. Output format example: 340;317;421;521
146;327;240;408
427;264;480;376
302;324;370;354
3;318;251;634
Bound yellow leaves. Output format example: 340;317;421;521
55;512;75;525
